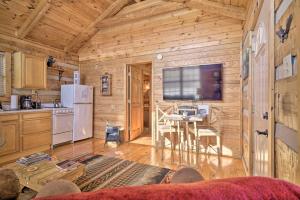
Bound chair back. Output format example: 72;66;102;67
178;106;197;116
208;106;223;133
106;122;119;134
197;104;209;116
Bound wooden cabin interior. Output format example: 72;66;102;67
0;0;299;199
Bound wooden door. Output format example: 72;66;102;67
24;55;47;89
0;118;19;156
128;65;143;141
252;0;270;176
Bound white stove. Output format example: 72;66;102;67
51;107;74;147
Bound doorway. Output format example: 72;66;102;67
127;63;152;145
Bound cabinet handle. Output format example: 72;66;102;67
0;133;6;149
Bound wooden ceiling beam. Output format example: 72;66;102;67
117;0;167;15
96;1;189;30
64;0;131;52
16;0;51;39
163;0;246;20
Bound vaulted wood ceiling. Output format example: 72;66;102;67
0;0;250;53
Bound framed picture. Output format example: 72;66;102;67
242;47;250;80
100;73;112;96
242;31;252;80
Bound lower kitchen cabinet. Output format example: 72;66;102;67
0;115;19;157
0;111;52;165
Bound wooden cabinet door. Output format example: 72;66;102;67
24;55;47;89
0;120;19;156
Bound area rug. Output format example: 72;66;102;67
72;154;173;192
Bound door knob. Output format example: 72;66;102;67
256;129;268;137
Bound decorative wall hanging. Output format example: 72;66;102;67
276;14;293;43
47;56;55;67
101;73;112;96
242;48;250;80
242;31;252;80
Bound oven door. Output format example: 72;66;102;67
53;113;73;134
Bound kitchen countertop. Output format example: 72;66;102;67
0;108;52;115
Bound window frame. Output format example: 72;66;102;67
0;51;11;101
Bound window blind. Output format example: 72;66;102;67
0;52;5;96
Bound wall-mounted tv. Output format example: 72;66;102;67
163;64;223;101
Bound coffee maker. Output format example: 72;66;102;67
20;95;32;109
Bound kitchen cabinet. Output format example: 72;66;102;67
21;112;52;151
13;52;47;89
0;111;52;165
0;115;19;157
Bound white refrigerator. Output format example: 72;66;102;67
61;85;93;141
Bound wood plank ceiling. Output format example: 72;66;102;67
0;0;250;53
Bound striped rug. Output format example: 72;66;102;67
72;154;173;192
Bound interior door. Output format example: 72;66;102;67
252;0;270;176
128;65;142;141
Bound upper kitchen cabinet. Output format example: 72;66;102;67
13;52;47;89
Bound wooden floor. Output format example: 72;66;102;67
51;138;246;180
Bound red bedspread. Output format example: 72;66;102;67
36;177;300;200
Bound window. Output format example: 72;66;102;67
0;52;11;99
163;64;223;101
0;52;5;96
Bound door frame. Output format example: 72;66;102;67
125;62;153;142
251;0;275;177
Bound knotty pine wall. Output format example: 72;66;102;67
0;36;79;103
79;10;243;158
241;0;300;180
274;0;299;183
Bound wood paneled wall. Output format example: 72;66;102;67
274;0;299;183
79;10;243;158
0;35;79;103
241;0;299;179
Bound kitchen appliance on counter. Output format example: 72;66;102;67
61;85;93;141
32;91;42;109
20;95;32;109
52;107;74;147
10;95;19;110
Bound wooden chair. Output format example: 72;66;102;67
159;119;183;163
194;106;223;160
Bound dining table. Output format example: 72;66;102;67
163;114;207;163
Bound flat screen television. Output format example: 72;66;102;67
163;64;223;101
